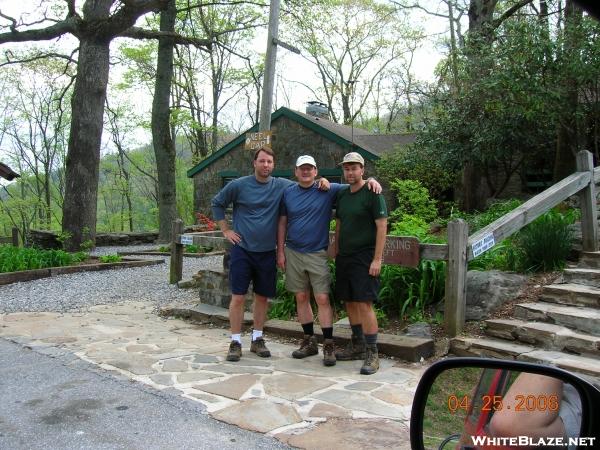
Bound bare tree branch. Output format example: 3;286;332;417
0;16;79;43
118;26;212;50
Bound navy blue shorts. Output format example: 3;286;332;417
229;245;277;298
335;249;379;303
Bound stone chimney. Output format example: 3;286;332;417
306;101;329;120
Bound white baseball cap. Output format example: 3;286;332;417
295;155;317;168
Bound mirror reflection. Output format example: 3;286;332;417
422;367;582;450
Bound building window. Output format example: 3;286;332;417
222;176;237;187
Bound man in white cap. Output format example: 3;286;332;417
277;154;381;366
333;151;387;375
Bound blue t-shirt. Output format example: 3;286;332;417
280;182;346;253
211;175;294;252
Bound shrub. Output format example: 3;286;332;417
449;199;523;233
0;245;86;273
378;260;446;321
390;214;431;240
515;209;576;272
185;244;199;253
268;271;297;320
389;179;438;225
158;245;171;253
195;213;216;231
469;207;577;273
99;254;122;263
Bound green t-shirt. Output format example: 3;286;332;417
335;183;388;256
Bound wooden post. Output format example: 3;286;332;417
169;219;184;284
444;219;469;337
11;227;18;247
576;150;598;252
258;0;280;132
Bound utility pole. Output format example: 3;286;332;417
259;0;281;132
258;0;300;132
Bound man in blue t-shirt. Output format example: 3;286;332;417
277;155;380;366
212;147;329;362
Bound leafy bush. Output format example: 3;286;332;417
159;245;171;252
515;209;576;272
390;179;438;224
469;207;577;273
378;260;446;321
375;146;456;206
390;214;431;241
450;199;523;233
268;271;297;320
99;254;122;263
185;244;199;253
0;245;87;273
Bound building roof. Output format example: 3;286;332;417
187;107;416;178
0;162;20;181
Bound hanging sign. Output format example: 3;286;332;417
244;131;272;150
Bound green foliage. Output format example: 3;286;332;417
469;208;577;273
99;254;122;263
390;179;438;224
378;260;446;321
389;214;430;240
159;245;171;253
450;199;523;233
268;271;297;320
376;151;455;210
515;209;576;272
0;245;86;273
185;244;199;253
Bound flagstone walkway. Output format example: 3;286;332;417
0;301;424;449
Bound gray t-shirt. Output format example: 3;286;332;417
211;175;293;252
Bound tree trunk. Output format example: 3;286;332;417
62;38;110;250
458;0;499;212
553;0;583;181
152;0;178;243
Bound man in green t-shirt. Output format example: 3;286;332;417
333;152;388;375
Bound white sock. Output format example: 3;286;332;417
231;334;241;344
252;329;263;341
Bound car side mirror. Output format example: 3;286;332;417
410;358;600;450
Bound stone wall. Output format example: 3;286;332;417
192;269;253;311
193;115;378;216
28;229;159;249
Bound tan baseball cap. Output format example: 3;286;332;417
339;152;364;166
296;155;317;168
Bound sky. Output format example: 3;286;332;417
0;0;454;168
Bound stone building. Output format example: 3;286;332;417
188;105;416;215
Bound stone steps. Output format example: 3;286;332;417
579;251;600;269
562;267;600;288
514;302;600;336
451;337;600;384
485;318;600;357
541;283;600;308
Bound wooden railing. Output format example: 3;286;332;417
170;150;599;338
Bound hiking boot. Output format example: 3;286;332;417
335;335;366;361
360;344;380;375
226;341;242;362
250;337;271;357
292;334;318;359
322;339;336;366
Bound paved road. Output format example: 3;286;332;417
0;339;288;450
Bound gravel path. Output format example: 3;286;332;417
0;245;222;314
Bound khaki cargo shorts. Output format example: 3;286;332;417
284;247;331;294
